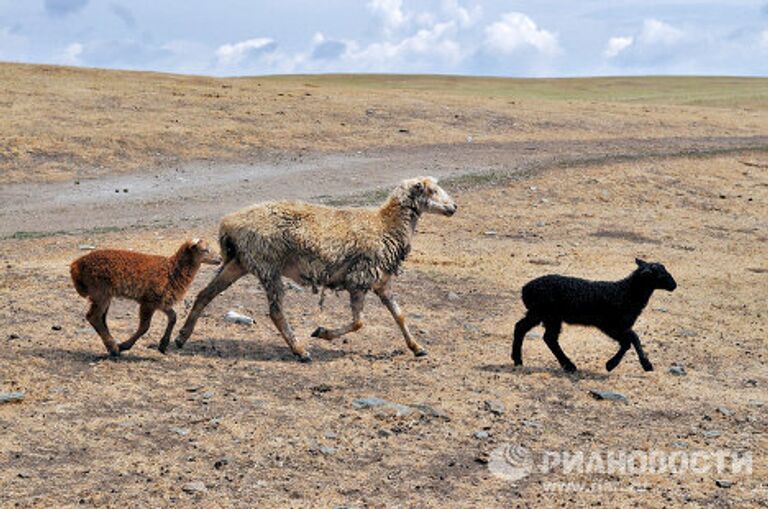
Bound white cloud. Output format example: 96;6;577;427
441;0;481;28
367;0;406;32
760;29;768;49
604;36;633;58
484;12;559;56
638;18;683;46
61;42;83;65
215;37;276;66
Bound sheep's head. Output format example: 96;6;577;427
187;238;222;265
399;176;457;217
635;258;676;291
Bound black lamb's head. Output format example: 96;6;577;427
635;258;677;291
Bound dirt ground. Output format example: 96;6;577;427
1;149;767;507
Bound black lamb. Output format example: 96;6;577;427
512;258;677;373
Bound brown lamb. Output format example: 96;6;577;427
70;239;220;356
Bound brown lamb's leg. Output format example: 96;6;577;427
156;308;177;352
171;260;246;352
118;302;154;352
374;282;426;357
311;290;366;340
86;295;119;356
262;271;311;363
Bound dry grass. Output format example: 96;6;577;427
1;63;767;184
1;154;766;507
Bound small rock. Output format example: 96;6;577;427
715;479;733;488
182;481;207;494
324;431;338;439
653;307;669;313
319;445;337;456
170;427;190;436
672;441;688;448
473;431;490;440
352;397;389;410
48;387;66;394
398;128;409;133
51;325;62;331
447;292;460;302
78;244;96;251
186;385;204;392
668;364;687;376
202;392;214;400
589;389;627;402
17;471;32;479
677;328;698;338
224;310;253;325
285;280;304;291
213;457;230;469
377;429;391;438
0;391;25;404
484;400;505;416
410;403;450;420
208;418;221;428
8;333;20;340
522;419;541;428
716;407;734;417
525;331;542;340
463;323;480;333
702;430;721;438
483;230;498;236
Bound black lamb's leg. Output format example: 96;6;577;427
542;320;576;373
626;329;654;371
512;312;540;366
604;329;631;372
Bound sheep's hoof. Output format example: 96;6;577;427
642;361;654;372
297;352;313;363
606;360;619;372
118;342;134;352
563;364;578;374
414;349;428;358
174;335;187;349
107;348;121;358
311;327;330;340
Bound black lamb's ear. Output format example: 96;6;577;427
635;258;647;267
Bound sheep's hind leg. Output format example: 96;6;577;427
374;285;426;357
312;290;365;340
118;303;154;352
512;312;540;367
170;260;246;352
542;320;577;373
263;272;311;363
87;296;119;356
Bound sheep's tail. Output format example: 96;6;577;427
69;260;89;297
218;231;239;267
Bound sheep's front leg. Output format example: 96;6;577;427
626;329;653;371
157;308;177;351
312;290;365;340
170;259;246;352
374;284;426;357
263;272;312;363
118;303;154;352
512;312;540;366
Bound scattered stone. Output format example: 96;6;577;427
0;391;25;404
208;418;221;428
409;404;450;420
224;310;253;325
182;481;207;494
483;230;498;236
202;392;214;400
48;387;66;394
589;389;627;402
17;471;32;479
522;420;541;428
528;258;560;266
324;431;338;439
213;457;230;470
285;280;304;291
51;325;62;331
463;323;480;333
715;479;733;488
716;407;734;417
8;333;19;340
525;331;542;340
186;385;204;392
677;328;698;338
668;364;687;376
319;445;337;456
377;429;391;438
447;292;460;302
398;128;409;133
473;430;490;440
653;307;669;313
744;379;758;387
352;398;448;420
672;441;688;448
78;244;96;251
702;430;721;438
484;400;505;416
170;427;190;437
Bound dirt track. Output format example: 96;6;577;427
2;135;767;237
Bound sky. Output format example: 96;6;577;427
0;0;767;77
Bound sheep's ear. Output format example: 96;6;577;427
410;181;425;197
635;258;647;267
